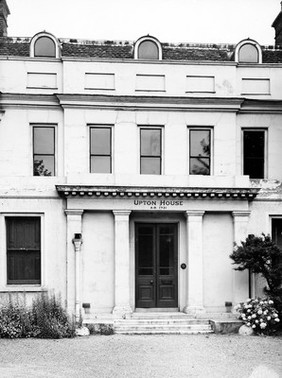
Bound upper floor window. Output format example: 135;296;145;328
243;129;266;179
140;128;162;175
235;39;262;63
189;128;211;175
30;32;59;58
134;36;162;60
33;126;55;176
90;127;112;173
6;217;41;285
34;36;56;57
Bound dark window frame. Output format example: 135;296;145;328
140;127;162;175
243;128;266;179
33;126;56;176
189;128;211;175
89;126;112;174
6;216;41;285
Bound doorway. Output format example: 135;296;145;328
135;223;178;308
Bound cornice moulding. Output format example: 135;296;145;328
56;185;260;200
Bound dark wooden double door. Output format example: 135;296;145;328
135;223;178;308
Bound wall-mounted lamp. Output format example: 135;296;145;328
72;233;83;252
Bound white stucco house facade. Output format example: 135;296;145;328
0;0;282;325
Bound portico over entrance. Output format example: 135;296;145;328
57;185;258;319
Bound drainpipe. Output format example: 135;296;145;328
72;233;83;323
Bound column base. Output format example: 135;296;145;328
112;305;132;319
183;306;206;317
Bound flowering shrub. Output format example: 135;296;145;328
0;294;75;339
235;298;280;335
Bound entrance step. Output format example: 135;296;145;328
115;313;213;335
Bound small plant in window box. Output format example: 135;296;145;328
225;301;233;313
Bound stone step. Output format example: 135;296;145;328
115;319;210;325
115;317;213;334
115;328;214;335
131;312;191;318
115;326;212;333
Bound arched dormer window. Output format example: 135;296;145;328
30;32;60;58
235;39;262;63
134;36;162;60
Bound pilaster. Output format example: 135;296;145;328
183;210;205;316
112;210;132;318
232;211;251;304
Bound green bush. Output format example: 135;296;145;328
230;233;282;324
0;294;75;339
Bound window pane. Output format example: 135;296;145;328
6;217;41;284
272;219;282;250
238;44;258;63
190;157;210;175
138;226;153;275
244;131;264;157
90;128;111;155
141;157;161;174
34;156;55;176
91;156;111;173
7;251;40;284
243;131;265;179
244;158;264;179
34;127;54;154
7;217;40;249
138;41;159;59
141;129;161;156
190;130;210;157
34;36;56;57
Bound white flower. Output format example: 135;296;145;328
248;316;252;320
268;300;274;305
247;309;251;313
260;323;267;329
275;318;280;322
273;313;278;318
260;318;263;322
252;325;256;328
257;309;263;315
264;310;268;315
252;314;256;318
247;322;251;327
255;320;259;324
267;316;271;321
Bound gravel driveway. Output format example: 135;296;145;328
0;334;281;378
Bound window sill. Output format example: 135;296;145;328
0;286;47;293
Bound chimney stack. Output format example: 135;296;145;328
272;2;282;48
0;0;10;37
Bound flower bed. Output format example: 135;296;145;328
235;298;280;335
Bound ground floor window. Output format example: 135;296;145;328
272;218;282;268
6;217;41;284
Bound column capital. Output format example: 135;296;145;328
113;210;132;218
232;210;251;219
65;209;84;217
185;210;205;218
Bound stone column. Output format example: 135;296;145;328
65;209;84;320
232;211;250;304
112;210;132;318
184;210;205;315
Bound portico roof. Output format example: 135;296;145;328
56;185;259;200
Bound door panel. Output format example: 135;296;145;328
136;223;178;308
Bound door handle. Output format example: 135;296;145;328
150;280;154;284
